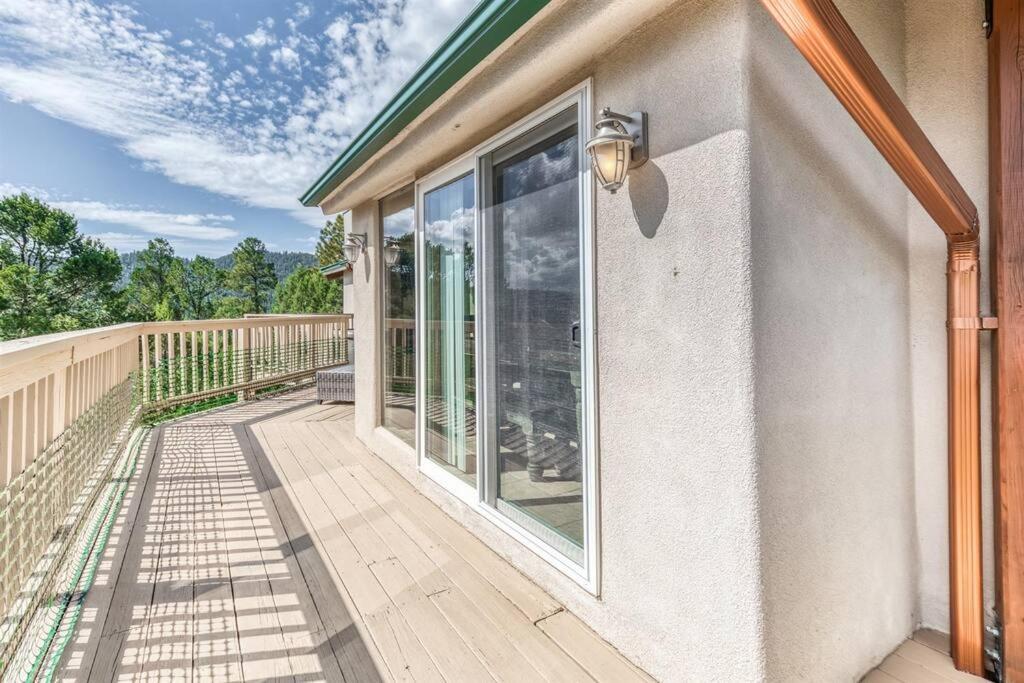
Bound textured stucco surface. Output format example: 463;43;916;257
335;0;991;680
749;1;916;680
348;2;765;681
905;0;992;634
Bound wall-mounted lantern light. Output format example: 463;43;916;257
343;233;367;263
585;107;649;193
383;239;402;267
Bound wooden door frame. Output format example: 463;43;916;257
991;1;1024;680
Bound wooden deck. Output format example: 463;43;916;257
58;388;652;682
863;630;988;683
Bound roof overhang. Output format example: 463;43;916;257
319;260;351;280
300;0;552;208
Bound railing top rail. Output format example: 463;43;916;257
244;313;351;319
0;322;140;361
1;315;352;397
0;323;141;396
138;314;350;335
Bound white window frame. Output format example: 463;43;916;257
377;183;417;449
414;80;600;594
415;156;480;508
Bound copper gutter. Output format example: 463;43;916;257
757;0;985;675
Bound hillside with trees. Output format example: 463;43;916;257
119;248;315;287
0;192;344;340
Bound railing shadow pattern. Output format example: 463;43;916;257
0;314;352;672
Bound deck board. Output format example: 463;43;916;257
56;389;650;682
863;631;989;683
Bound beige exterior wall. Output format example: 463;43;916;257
750;2;914;679
905;0;992;635
334;0;991;680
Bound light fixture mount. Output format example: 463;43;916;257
585;107;649;193
383;238;402;267
343;233;367;264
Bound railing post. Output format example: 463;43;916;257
140;334;150;404
238;325;251;401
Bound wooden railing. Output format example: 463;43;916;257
384;318;475;389
0;313;351;668
138;315;351;407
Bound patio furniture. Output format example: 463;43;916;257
316;364;355;404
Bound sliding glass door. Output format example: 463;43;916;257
414;89;594;582
381;186;416;446
419;169;477;490
481;106;586;564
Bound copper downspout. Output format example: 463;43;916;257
757;0;985;675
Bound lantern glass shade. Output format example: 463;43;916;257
586;138;633;193
343;237;362;263
384;241;402;267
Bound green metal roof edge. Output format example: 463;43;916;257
299;0;551;208
319;259;350;274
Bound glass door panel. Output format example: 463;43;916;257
381;186;416;446
485;106;584;563
422;173;477;488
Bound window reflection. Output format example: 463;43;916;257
487;107;584;562
423;173;476;487
381;185;416;446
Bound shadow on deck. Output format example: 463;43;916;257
59;388;650;682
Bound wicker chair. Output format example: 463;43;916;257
316;364;355;404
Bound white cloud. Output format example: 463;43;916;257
0;182;238;254
53;200;238;240
86;231;227;256
179;38;194;48
324;19;349;44
271;45;300;70
0;0;477;224
243;26;275;50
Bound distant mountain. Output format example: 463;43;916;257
118;250;315;288
213;251;316;282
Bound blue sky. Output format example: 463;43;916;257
0;0;476;256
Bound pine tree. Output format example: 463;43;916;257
176;256;223;320
271;266;342;314
0;193;123;339
315;214;346;266
226;237;277;313
127;238;180;321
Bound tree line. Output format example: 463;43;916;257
0;193;348;341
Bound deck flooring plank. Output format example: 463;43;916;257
240;430;380;683
196;422;245;681
863;668;903;682
138;423;199;681
301;421;593;682
276;422;495;682
913;629;953;656
287;422;544;682
369;557;496;683
252;423;439;682
63;433;161;682
894;640;984;682
878;653;959;683
59;390;656;683
535;610;654;683
205;423;269;682
314;419;563;622
235;422;362;682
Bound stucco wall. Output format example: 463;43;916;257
592;1;765;679
905;0;992;634
347;1;766;681
338;0;990;680
749;1;991;680
749;2;916;680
